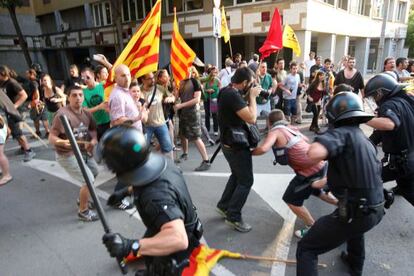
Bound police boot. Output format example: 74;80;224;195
340;251;363;276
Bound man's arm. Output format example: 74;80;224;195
138;219;188;256
175;91;201;110
365;117;395;131
252;131;277;155
14;90;28;108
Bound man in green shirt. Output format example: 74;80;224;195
81;67;110;140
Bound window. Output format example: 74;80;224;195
357;0;371;16
122;0;144;21
338;0;349;10
323;0;335;6
372;0;383;18
92;1;112;26
396;1;407;22
221;0;268;7
167;0;203;13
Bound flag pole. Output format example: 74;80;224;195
239;254;328;268
228;38;233;58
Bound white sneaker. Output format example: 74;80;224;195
294;226;311;238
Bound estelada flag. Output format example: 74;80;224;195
221;6;230;43
170;8;196;88
283;24;301;57
104;0;161;99
125;244;241;276
259;8;283;59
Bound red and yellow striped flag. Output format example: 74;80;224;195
104;0;161;99
125;244;241;276
170;8;196;87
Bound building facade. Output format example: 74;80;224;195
0;0;410;79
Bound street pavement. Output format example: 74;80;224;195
1;114;413;276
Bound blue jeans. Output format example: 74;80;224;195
284;99;297;116
145;124;173;153
217;146;254;222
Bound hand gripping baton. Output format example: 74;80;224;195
60;115;128;274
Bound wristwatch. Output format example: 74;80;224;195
131;240;140;256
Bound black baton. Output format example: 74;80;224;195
209;144;222;164
60;115;128;274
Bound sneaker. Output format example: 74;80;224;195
77;198;96;210
216;207;227;218
195;160;211;171
44;132;49;139
208;139;215;147
225;219;252;233
23;150;36;162
78;209;99;222
113;198;133;210
175;153;188;164
391;186;403;196
294;226;311;238
340;251;362;276
214;132;219;136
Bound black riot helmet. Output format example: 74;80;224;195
364;73;406;100
96;125;167;187
326;92;373;127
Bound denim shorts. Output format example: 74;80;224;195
283;99;297;116
56;153;99;184
145;124;173;153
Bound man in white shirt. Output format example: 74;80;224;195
218;58;234;88
304;51;316;84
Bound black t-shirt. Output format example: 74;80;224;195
27;80;40;100
315;125;383;204
65;76;83;90
377;95;414;154
217;85;247;138
334;70;365;94
0;78;25;104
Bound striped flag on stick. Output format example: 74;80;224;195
104;0;161;99
170;7;196;87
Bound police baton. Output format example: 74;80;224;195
209;144;221;164
60;115;128;274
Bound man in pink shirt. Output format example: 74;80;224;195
107;64;146;210
252;109;337;238
109;64;145;132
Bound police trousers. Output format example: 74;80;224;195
382;162;414;206
296;208;384;276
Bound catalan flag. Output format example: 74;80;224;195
170;8;196;87
104;0;161;99
125;244;241;276
221;6;230;43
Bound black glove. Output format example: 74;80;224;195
102;233;136;258
107;187;130;206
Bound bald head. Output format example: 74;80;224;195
114;64;131;88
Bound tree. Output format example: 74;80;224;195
110;0;124;56
406;7;414;57
0;0;33;67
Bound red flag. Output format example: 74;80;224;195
259;8;283;59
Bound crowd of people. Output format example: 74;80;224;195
0;49;413;276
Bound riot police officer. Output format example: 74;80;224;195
98;125;203;276
365;73;414;206
296;92;385;276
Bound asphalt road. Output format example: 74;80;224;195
0;117;413;276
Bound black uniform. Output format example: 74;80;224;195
296;126;384;276
133;159;202;275
370;93;414;205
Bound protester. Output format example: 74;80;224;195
252;109;337;238
309;56;322;84
174;66;210;171
232;53;242;69
216;67;261;232
49;86;99;222
280;62;303;124
395;57;413;82
218;58;234;88
256;61;274;117
140;72;174;159
306;71;325;133
81;67;110;140
62;64;83;92
273;58;287;110
41;74;66;125
0;65;35;162
26;69;49;138
129;80;146;113
383;57;399;81
203;66;221;136
334;56;364;96
247;53;259;73
94;65;109;83
0;112;12;186
304;51;316;84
